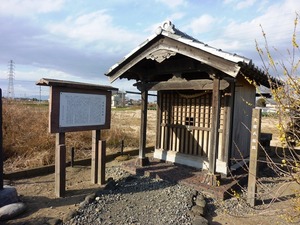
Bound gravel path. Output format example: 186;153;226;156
62;164;292;225
63;167;196;225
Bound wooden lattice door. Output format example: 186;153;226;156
157;90;214;157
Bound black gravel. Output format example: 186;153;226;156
63;167;195;225
63;164;288;225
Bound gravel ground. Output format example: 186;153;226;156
61;164;294;225
63;167;196;225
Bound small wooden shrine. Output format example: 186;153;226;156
105;21;278;176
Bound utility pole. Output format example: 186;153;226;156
39;85;42;103
7;60;15;99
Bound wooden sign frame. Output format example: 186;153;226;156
36;78;117;197
49;86;112;133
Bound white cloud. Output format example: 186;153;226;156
0;0;65;17
155;0;187;8
236;0;257;9
187;14;217;34
223;0;257;10
169;12;185;21
223;0;235;4
209;0;300;55
48;10;143;52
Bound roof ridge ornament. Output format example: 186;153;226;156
155;20;175;34
162;20;175;33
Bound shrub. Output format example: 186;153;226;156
256;13;300;222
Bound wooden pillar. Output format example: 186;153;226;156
247;108;261;207
91;130;100;184
156;91;162;149
224;82;236;171
0;89;3;190
98;140;106;185
137;88;149;166
55;132;66;197
209;77;221;174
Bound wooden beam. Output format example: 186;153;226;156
137;88;149;166
224;82;235;170
209;77;221;174
0;89;3;190
36;78;118;91
91;130;100;184
135;79;229;91
247;108;261;207
131;58;211;78
98;140;106;185
156;92;162;150
55;133;66;197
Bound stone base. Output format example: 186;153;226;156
201;173;221;186
135;157;150;167
0;186;19;207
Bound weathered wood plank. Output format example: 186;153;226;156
55;132;66;197
180;97;186;154
139;89;148;160
161;123;212;131
174;95;181;152
199;98;204;156
171;94;178;151
160;92;165;149
0;89;3;190
98;140;106;185
224;82;235;167
209;77;221;174
177;96;182;152
195;97;200;155
144;79;229;91
156;92;162;149
247;108;261;207
91;130;100;184
36;78;117;91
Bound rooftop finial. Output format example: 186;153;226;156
155;20;175;35
162;20;175;33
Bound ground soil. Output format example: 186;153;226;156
2;154;299;225
2;112;299;225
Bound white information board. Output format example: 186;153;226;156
59;92;106;127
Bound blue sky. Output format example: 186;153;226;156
0;0;299;99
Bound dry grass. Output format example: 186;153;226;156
2;99;281;174
2;100;156;172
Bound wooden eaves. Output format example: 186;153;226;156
36;78;118;91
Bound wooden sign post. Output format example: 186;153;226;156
0;89;3;190
247;108;261;206
36;78;117;197
55;133;66;197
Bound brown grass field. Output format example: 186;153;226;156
2;100;156;173
2;99;280;173
3;100;299;225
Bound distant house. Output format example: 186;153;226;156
105;21;280;176
111;91;126;108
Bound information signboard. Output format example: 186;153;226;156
49;86;112;133
59;92;106;127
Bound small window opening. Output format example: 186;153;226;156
185;117;194;126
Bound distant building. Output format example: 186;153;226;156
111;91;126;108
